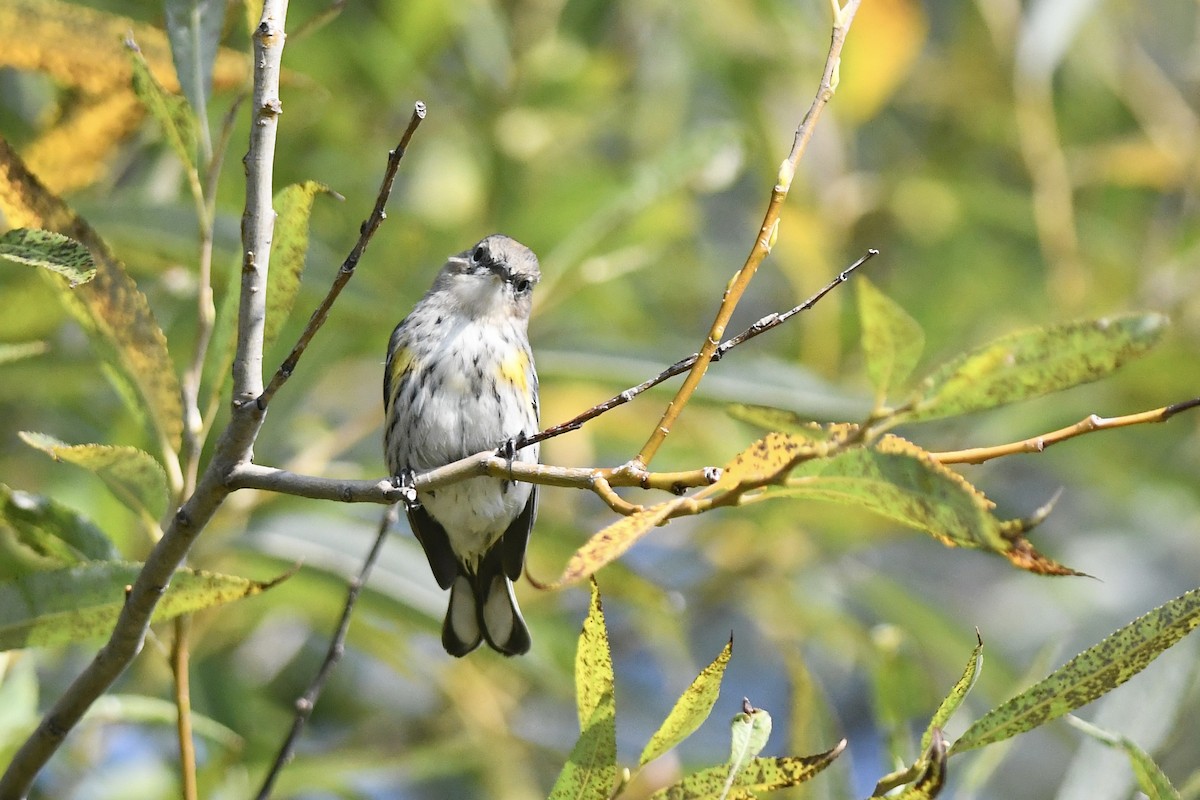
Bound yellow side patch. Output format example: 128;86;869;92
388;346;414;407
498;349;529;393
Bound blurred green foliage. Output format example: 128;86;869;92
1;0;1199;798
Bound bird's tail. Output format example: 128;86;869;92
442;549;531;657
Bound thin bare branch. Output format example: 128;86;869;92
634;0;864;468
523;249;876;449
932;398;1200;465
254;505;398;800
227;459;720;504
258;102;427;409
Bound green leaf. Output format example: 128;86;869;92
548;690;618;800
576;578;614;729
648;743;847;800
19;432;169;524
551;578;619;799
128;39;198;172
640;636;733;766
1067;717;1180;800
906;313;1168;422
0;561;285;650
775;434;1079;575
857;276;924;400
265;181;338;354
0;341;49;365
727;700;773;794
0;228;95;286
164;0;225;121
0;483;120;573
951;586;1200;754
727;404;819;435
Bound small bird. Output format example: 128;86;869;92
383;234;541;656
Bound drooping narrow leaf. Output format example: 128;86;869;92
775;434;1079;575
640;636;733;766
0;228;95;285
906;313;1168;423
647;742;847;800
127;40;198;172
0;483;120;568
0;139;184;451
857;276;924;400
164;0;225;120
19;432;168;523
548;499;683;589
951;587;1200;753
265;181;339;353
0;561;286;650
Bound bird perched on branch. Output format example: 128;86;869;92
383;234;541;656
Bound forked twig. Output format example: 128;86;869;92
522;249;876;449
255;505;399;800
257;101;427;409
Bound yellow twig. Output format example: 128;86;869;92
932;398;1200;465
171;616;197;800
634;0;863;469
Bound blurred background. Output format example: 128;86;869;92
1;0;1199;797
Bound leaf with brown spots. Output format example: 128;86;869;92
773;435;1080;575
20;432;168;527
0;561;287;651
544;498;684;589
950;586;1200;754
575;579;614;730
640;637;733;766
0;228;95;286
906;313;1168;423
717;428;852;490
0;139;184;452
551;579;617;800
647;742;847;800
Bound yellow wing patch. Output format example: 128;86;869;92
388;346;414;408
498;349;530;394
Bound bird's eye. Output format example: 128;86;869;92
471;245;487;263
514;278;531;294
